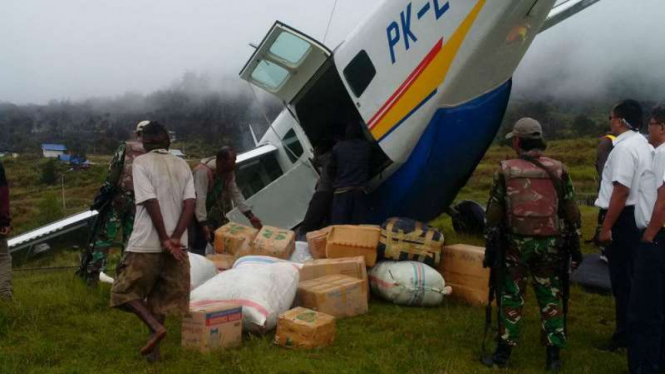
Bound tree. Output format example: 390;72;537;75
41;159;57;185
572;114;597;137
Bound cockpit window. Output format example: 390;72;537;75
282;129;304;163
343;50;376;97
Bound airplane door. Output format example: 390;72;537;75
240;21;332;103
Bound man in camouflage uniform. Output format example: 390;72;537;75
83;120;149;286
481;118;582;372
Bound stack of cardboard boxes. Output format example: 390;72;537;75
190;221;490;352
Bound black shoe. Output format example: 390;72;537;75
481;342;512;368
546;346;562;372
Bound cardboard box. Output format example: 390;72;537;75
275;307;336;349
299;257;368;299
437;244;490;306
325;225;380;267
305;226;332;259
297;274;368;318
250;226;296;259
206;254;235;271
214;222;259;255
182;303;243;352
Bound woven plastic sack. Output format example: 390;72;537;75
188;252;218;290
190;262;300;333
369;261;452;306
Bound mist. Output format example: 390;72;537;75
0;0;662;106
514;0;665;103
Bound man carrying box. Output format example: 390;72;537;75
109;122;196;362
190;146;262;255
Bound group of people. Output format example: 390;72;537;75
3;101;664;369
299;122;374;235
77;120;270;360
596;100;665;374
482;100;665;374
77;119;375;361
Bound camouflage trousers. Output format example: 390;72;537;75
86;195;135;281
499;235;565;348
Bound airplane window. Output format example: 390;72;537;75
343;50;376;97
269;32;312;66
235;154;283;199
282;129;304;163
251;60;290;91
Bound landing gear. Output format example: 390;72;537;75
449;200;486;236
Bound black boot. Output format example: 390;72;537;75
481;342;512;368
546;346;562;372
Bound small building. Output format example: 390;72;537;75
170;149;186;159
42;144;67;158
58;154;89;168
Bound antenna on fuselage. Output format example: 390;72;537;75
322;0;339;43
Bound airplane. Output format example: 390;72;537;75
7;0;604;254
222;0;605;231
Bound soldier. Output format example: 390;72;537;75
190;146;261;255
481;118;582;372
81;120;148;286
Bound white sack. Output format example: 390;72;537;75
188;252;218;290
369;261;452;307
289;241;313;263
190;262;300;333
232;255;291;269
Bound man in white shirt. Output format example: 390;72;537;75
630;104;665;374
110;121;196;362
595;99;651;351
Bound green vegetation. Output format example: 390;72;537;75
3;155;108;235
0;138;625;374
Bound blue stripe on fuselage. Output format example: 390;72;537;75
367;80;512;223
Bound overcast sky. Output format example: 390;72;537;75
0;0;662;104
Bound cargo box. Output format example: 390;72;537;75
275;307;336;349
182;303;243;352
437;244;490;306
305;226;332;259
325;225;380;267
214;222;259;255
296;274;368;318
250;226;296;259
299;256;368;299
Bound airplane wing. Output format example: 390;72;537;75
539;0;604;33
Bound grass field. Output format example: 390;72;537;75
0;138;628;374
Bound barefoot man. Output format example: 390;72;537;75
109;121;195;361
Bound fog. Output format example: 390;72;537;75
0;0;662;105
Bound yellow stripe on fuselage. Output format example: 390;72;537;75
371;0;487;141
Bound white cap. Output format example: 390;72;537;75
136;120;150;133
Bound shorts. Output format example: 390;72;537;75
110;251;190;316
